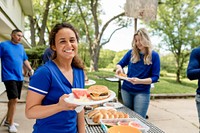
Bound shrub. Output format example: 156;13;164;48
160;70;167;77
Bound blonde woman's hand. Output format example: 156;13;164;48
115;65;123;75
128;77;140;85
58;94;78;111
128;77;152;85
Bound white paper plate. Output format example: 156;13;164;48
94;106;117;111
64;90;116;106
115;75;130;81
105;77;119;82
85;79;96;86
103;102;124;109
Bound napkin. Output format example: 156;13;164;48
75;105;84;113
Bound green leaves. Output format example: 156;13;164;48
149;0;200;82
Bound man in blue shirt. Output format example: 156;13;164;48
42;47;54;64
0;29;34;133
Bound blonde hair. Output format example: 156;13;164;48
131;28;153;65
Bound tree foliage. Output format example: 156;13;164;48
160;53;176;73
149;0;200;82
25;45;48;69
28;0;85;46
112;50;128;66
98;49;115;68
76;0;130;71
26;0;129;72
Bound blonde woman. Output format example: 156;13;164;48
116;28;160;118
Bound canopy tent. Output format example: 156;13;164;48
124;0;158;33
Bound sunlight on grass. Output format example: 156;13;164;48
152;78;196;94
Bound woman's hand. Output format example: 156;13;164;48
128;77;152;85
128;77;140;84
57;94;78;111
115;65;123;75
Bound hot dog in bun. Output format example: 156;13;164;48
87;85;110;101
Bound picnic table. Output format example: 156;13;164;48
85;104;165;133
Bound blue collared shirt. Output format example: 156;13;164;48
117;50;160;94
29;61;84;133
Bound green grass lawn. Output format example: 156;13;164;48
151;77;197;94
86;69;197;95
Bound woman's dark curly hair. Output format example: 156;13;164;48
49;22;84;69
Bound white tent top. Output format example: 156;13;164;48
124;0;158;23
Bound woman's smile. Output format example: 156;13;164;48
64;49;74;53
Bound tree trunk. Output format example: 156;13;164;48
29;16;36;47
174;50;182;83
77;0;125;72
176;69;181;83
176;54;181;83
38;0;51;46
89;45;100;72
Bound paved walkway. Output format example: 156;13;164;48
0;88;35;133
148;98;199;133
0;103;35;133
0;83;5;97
0;88;199;133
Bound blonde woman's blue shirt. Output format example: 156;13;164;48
117;50;160;94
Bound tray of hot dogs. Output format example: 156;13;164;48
85;107;129;125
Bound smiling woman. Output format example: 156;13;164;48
115;28;160;119
25;22;86;133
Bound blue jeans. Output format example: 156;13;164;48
195;94;200;130
121;89;150;118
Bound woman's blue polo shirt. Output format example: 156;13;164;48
28;61;85;133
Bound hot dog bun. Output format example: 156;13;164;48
87;110;100;118
92;113;103;123
87;109;129;123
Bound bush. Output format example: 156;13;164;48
160;70;167;77
25;45;47;69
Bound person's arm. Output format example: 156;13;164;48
115;64;123;75
187;48;200;80
150;51;160;83
115;50;132;75
77;110;86;133
25;90;77;119
128;77;152;85
23;60;34;75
